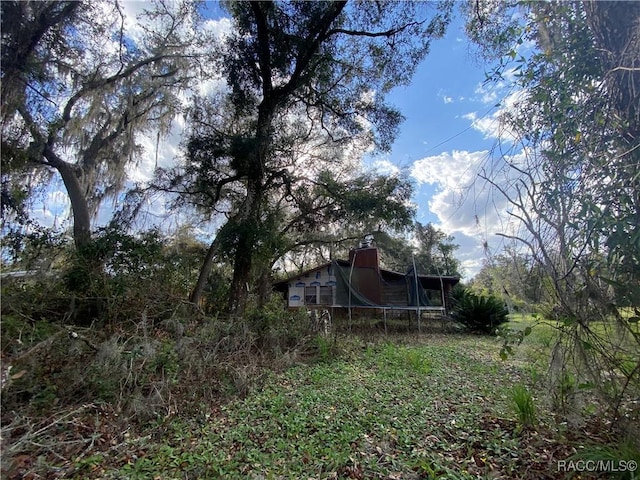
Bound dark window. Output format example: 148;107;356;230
305;286;317;304
319;286;333;305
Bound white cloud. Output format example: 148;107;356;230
472;67;521;105
463;88;528;142
203;17;232;39
411;149;530;280
474;83;500;105
437;89;454;104
411;150;487;189
370;159;400;176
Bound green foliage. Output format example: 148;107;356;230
452;288;509;334
108;339;506;479
369;342;432;377
179;0;453;313
569;438;640;480
203;264;233;313
0;315;59;355
1;225;209;328
510;384;537;429
0;225;67;271
314;335;334;363
4;327;636;479
464;0;640;431
496;318;536;361
469;252;546;309
413;221;462;277
245;296;310;354
72;226;204;323
316;170;416;234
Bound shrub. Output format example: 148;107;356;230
245;295;310;355
452;288;509;334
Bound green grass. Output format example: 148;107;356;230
80;336;543;479
511;383;537;429
43;328;635;480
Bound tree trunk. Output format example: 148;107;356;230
585;1;640;140
44;148;92;251
227;97;274;315
228;234;253;315
227;178;262;315
189;234;222;306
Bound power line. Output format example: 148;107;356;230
422;104;497;156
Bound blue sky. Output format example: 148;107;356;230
386;18;487;169
367;12;515;278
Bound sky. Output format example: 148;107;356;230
366;12;519;279
29;2;526;281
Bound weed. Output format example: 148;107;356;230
569;437;640;480
315;334;333;362
511;383;537;429
371;343;431;376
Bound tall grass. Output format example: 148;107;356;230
511;383;537;429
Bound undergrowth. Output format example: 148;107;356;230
2;302;638;479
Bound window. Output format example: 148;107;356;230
305;286;317;304
305;285;334;305
319;286;333;305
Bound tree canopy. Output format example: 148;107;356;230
179;0;453;312
1;0;460;316
1;0;198;250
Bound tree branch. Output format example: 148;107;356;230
326;21;425;39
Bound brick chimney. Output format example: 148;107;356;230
348;246;382;304
348;246;380;272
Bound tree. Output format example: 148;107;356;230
1;0;197;254
167;108;418;306
465;0;640;427
469;251;545;309
271;169;416;277
184;0;453;314
414;222;462;277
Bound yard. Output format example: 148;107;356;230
59;317;635;480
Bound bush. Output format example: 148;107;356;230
245;295;310;354
452;288;509;334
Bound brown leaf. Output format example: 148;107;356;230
10;369;27;380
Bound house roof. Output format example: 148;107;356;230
273;259;460;290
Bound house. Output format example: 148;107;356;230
273;245;460;318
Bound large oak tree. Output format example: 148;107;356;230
1;0;198;254
185;0;453;314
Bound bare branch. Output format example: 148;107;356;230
327;20;425;39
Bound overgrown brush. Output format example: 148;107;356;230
1;227;319;478
0;300;320;479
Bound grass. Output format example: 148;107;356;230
3;317;636;479
64;333;586;480
511;383;537;429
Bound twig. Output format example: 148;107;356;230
8;404;97;454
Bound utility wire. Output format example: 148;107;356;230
422;104;498;156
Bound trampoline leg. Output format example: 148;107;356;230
383;308;387;335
